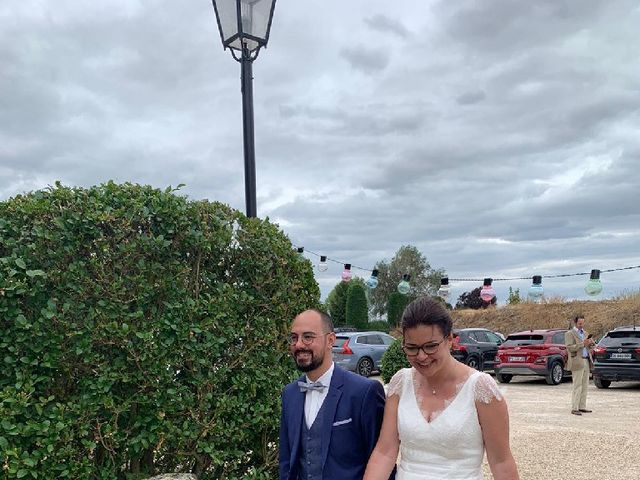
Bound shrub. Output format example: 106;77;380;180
345;283;368;330
387;292;413;327
363;321;391;333
380;339;410;384
0;182;320;479
325;282;349;326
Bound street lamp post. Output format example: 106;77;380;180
211;0;277;218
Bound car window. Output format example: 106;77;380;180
502;334;544;346
551;332;565;344
600;331;640;347
485;332;502;344
368;335;384;345
381;334;395;345
467;332;479;342
355;335;368;344
334;337;349;348
473;331;490;342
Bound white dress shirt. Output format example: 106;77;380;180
304;362;334;428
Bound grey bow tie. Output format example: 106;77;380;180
298;380;326;393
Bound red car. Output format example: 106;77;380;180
494;329;570;385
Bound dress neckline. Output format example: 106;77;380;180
410;368;478;425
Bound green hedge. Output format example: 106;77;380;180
362;321;391;333
387;292;413;327
345;283;368;330
0;182;320;479
380;339;410;384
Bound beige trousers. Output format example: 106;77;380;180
571;357;589;411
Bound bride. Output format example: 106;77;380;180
364;297;519;480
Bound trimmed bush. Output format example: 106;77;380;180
0;182;320;479
362;321;390;333
325;281;349;326
387;292;413;327
345;283;368;330
380;339;410;384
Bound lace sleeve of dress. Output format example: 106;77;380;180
386;369;405;398
474;372;504;404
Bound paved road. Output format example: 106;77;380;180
372;374;640;479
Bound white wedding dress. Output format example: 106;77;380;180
387;368;503;480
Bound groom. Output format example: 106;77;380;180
279;309;389;480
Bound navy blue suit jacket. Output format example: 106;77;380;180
279;365;388;480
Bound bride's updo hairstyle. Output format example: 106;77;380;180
401;297;453;337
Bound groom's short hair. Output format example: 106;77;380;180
304;308;334;333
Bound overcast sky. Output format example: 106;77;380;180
2;0;639;304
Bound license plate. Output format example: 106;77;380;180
508;356;526;362
610;353;632;360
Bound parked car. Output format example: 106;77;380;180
451;328;504;371
494;329;570;385
332;331;395;377
592;325;640;388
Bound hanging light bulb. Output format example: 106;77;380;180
480;278;496;303
296;247;304;254
397;274;411;295
366;269;379;289
341;264;352;282
585;269;603;296
528;275;544;301
317;255;328;272
437;277;450;301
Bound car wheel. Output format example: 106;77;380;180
496;373;512;383
594;377;611;389
545;361;563;385
465;356;480;370
356;357;374;377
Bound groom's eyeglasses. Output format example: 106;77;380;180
288;332;331;346
402;338;446;356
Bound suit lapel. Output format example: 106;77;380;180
570;328;582;345
289;375;306;466
320;366;344;467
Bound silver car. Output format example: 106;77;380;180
332;331;396;377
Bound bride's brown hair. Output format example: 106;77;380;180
401;297;453;337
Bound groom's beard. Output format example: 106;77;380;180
294;348;324;373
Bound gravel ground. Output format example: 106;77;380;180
373;375;640;479
487;377;640;480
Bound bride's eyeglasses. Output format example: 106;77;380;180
402;338;446;356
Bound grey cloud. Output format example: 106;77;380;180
340;46;390;74
456;90;486;105
436;0;609;56
2;0;639;302
364;14;410;38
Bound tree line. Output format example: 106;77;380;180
324;244;517;328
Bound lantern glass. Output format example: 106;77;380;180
528;284;544;301
213;0;276;53
480;285;496;303
585;279;603;296
341;264;352;283
437;285;450;301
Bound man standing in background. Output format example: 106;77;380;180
565;315;595;416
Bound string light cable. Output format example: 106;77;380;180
291;243;640;282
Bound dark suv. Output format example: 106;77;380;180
592;326;640;388
451;328;503;371
494;329;570;385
